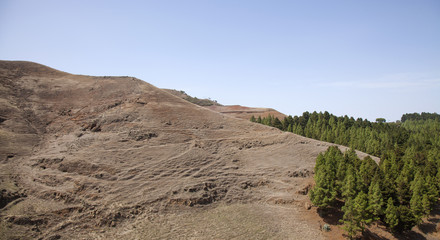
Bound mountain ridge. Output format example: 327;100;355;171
163;88;286;120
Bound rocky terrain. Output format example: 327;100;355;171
0;61;381;239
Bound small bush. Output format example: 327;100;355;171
323;223;331;232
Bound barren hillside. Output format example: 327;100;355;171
162;89;222;107
0;61;375;240
205;105;286;121
163;89;286;120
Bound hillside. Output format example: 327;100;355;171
162;89;222;107
205;105;286;121
163;88;286;120
0;61;376;240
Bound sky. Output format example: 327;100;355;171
1;0;439;122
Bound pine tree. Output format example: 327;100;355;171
381;170;397;202
272;117;283;130
424;175;438;206
342;165;357;201
310;152;337;208
344;148;360;169
309;186;336;209
335;155;348;197
437;167;440;193
410;171;425;224
354;191;370;232
282;117;289;130
395;170;411;205
397;205;417;232
385;197;399;230
367;180;384;221
359;156;378;193
341;191;371;238
305;118;313;138
341;198;361;239
422;194;430;216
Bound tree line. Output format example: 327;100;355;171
401;112;440;122
251;112;440;238
250;111;439;158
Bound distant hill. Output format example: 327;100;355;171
163;89;222;106
163;88;286;120
205;105;286;121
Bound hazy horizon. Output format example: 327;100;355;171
1;0;439;121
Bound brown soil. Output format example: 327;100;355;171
0;61;437;240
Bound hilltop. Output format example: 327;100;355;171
0;61;375;240
163;88;286;120
162;89;222;107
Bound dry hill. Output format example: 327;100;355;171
1;61;376;240
162;89;222;107
163;88;286;120
205;105;286;121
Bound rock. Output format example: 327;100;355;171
47;234;62;240
297;184;312;195
1;190;25;209
304;202;312;210
74;131;84;138
128;130;157;141
287;168;312;178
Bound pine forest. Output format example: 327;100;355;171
251;112;440;238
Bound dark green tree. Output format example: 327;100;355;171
367;180;384;220
354;191;371;232
385;197;399;230
341;198;361;239
342;165;357;201
272;117;283;130
410;172;425;224
309;153;337;208
424;175;438;207
396;205;417;232
376;118;386;123
358;156;378;193
422;194;431;216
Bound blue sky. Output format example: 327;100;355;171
1;0;439;121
